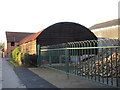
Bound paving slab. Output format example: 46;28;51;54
28;67;113;88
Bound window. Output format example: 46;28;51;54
11;42;15;46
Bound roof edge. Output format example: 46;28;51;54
89;18;120;30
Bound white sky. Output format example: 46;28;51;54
0;0;119;42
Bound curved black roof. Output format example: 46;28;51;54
37;22;97;46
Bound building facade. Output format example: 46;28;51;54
89;18;120;39
19;31;42;55
5;32;34;57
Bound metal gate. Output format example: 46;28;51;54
38;39;120;88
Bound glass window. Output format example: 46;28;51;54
11;42;15;46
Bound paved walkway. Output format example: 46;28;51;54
2;58;58;88
14;67;59;88
0;58;2;89
1;58;115;88
2;58;26;88
29;67;113;88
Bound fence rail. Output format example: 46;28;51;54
39;39;120;87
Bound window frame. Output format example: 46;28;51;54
11;42;15;46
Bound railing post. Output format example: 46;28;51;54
37;44;41;66
118;48;120;87
65;49;69;75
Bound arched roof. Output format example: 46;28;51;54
37;22;97;46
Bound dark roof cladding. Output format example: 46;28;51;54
6;32;34;42
37;22;97;46
89;18;120;30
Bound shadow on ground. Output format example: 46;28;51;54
14;67;59;89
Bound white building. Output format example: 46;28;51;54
89;18;120;40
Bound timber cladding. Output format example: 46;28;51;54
20;40;36;55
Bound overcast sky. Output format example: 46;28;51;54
0;0;119;42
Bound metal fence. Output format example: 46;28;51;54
38;39;120;88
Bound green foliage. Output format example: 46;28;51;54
22;53;29;66
17;52;22;65
12;46;37;67
12;46;21;62
21;53;37;67
8;59;19;67
0;43;3;49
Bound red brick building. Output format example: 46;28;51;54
5;31;34;57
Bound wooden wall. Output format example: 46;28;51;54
20;40;37;55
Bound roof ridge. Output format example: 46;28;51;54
95;18;119;25
89;18;120;30
6;31;35;34
6;32;34;42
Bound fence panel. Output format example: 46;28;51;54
40;39;120;87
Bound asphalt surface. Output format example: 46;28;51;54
14;67;58;88
2;58;59;89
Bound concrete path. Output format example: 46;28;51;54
2;58;26;88
29;67;113;88
0;58;2;89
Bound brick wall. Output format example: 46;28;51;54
5;42;18;58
